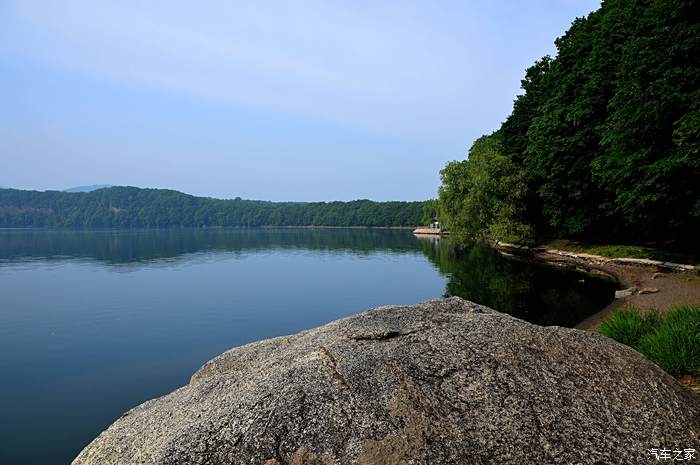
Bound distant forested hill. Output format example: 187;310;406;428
438;0;699;247
0;187;425;228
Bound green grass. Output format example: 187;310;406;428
597;307;662;347
598;305;700;376
585;245;655;259
543;239;700;264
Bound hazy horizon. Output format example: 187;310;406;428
1;1;600;201
0;183;431;202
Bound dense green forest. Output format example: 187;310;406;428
439;0;699;248
0;187;425;228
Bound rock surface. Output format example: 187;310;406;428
73;298;699;465
615;287;638;298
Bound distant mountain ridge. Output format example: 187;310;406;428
0;186;426;228
63;184;114;193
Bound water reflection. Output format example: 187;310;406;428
421;238;617;326
0;228;420;267
0;228;616;327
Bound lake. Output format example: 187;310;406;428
0;228;616;465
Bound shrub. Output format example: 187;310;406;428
597;307;661;347
598;305;700;376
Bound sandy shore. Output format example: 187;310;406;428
573;261;700;330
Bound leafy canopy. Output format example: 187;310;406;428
438;0;699;247
439;134;532;244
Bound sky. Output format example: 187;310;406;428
0;0;600;201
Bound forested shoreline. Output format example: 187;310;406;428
437;0;699;250
0;186;425;228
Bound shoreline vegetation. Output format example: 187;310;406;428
433;0;699;253
494;240;698;273
598;305;700;392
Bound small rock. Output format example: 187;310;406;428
638;287;660;295
651;273;665;279
615;287;637;298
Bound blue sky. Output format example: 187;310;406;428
0;0;600;201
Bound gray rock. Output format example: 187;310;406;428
73;298;699;465
638;287;660;295
615;286;638;298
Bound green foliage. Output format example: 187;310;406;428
585;245;656;259
598;305;700;376
544;239;700;264
438;134;533;244
597;307;662;347
592;1;700;236
438;0;699;246
421;199;439;226
0;187;424;228
501;57;552;165
638;306;700;376
528;0;700;240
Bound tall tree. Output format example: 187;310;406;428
439;134;532;243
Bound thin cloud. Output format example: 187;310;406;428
2;1;479;135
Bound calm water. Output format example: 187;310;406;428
0;228;615;465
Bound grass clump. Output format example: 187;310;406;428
598;305;700;376
638;306;700;376
597;307;661;347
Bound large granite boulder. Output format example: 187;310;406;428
74;297;699;465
